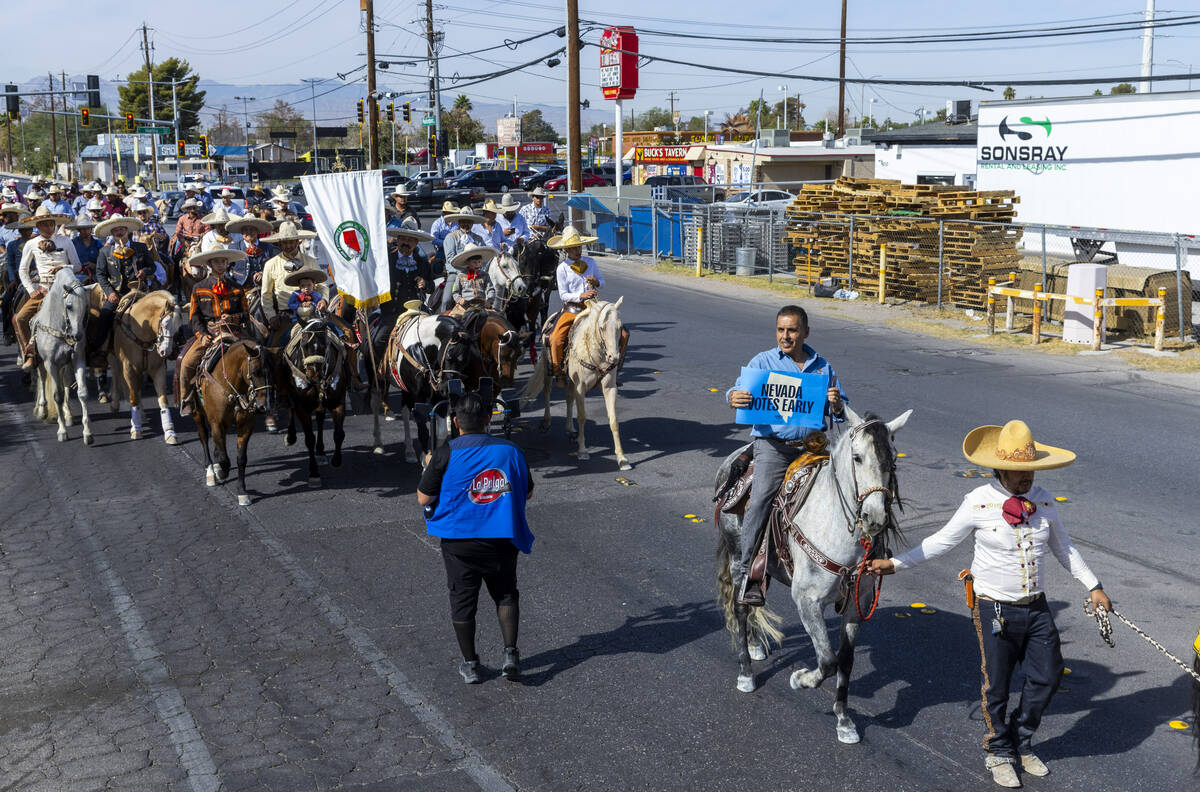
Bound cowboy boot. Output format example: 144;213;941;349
20;342;36;371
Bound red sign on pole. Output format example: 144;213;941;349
600;26;638;100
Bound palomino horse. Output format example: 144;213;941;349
31;268;94;444
714;407;912;744
280;316;352;485
371;313;479;459
106;290;187;443
190;340;274;506
522;298;631;470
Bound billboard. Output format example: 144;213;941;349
497;116;521;147
600;26;638;100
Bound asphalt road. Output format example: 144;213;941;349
1;258;1197;791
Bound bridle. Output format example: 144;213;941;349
490;253;528;301
575;305;622;376
224;344;273;414
34;275;85;347
829;419;900;536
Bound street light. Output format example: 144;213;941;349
777;84;788;129
868;97;876;129
859;76;881;127
1164;59;1194;90
704;109;712;142
234;95;256;182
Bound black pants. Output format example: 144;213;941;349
972;594;1064;759
441;539;519;622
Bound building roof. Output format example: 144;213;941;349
870;119;978;145
704;143;876;159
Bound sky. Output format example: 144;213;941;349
10;0;1200;127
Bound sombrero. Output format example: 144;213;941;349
66;215;96;230
439;200;459;213
446;211;485;225
226;215;273;236
179;198;201;211
19;204;73;228
546;224;598;249
261;220;316;243
283;267;329;287
201;207;233;226
962;420;1076;471
188;248;248;268
387;225;434;242
1;201;30;217
479;198;500;215
448;243;498;272
95;216;145;237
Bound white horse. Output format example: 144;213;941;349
488;250;528;305
715;407;912;743
106;290;187;443
31;268;94;444
521;297;630;470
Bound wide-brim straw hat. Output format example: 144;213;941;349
440;201;459;213
448;243;499;272
179;198;201;211
446;212;485;225
528;186;549;198
226;215;273;236
95;216;145;237
1;201;30;217
261;220;316;243
546;224;598;249
218;188;236;198
66;215;96;230
479;199;500;215
962;420;1076;472
387;226;434;242
283;267;329;287
19;204;73;228
201;207;233;226
188;248;248;268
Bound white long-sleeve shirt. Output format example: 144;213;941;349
892;481;1100;603
556;256;604;311
19;232;82;293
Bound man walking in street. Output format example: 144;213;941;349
867;419;1112;789
417;392;534;684
726;305;847;606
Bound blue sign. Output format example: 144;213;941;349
734;368;828;429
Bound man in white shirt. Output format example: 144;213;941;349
199;207;244;253
869;419;1111;789
16;205;82;370
546;225;603;377
496;194;529;245
214;188;245;217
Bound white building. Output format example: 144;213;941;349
872;120;977;187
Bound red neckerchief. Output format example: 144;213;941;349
1002;496;1037;526
295;291;313;303
211;279;228;296
245;243;260;257
463;269;481;281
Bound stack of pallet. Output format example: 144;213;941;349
783;178;1023;306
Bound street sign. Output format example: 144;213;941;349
421;116;436;127
137;126;171;135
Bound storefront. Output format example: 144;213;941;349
631;145;705;183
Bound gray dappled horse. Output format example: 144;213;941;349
31;268;94;445
715;407;912;743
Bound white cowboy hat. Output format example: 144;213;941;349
226;215;273;236
546;224;598;249
127;185;149;198
95;215;145;237
25;189;46;201
0;187;15;200
528;186;549;198
179;198;201;210
446;211;485;225
131;201;155;214
962;420;1076;472
283;267;329;288
391;183;416;197
218;188;236;198
261;220;316;243
271;184;292;199
103;184;122;196
66;215;96;230
86;197;106;212
19;204;73;228
201;207;233;226
188;248;248;268
1;201;30;217
46;184;63;194
497;193;522;212
448;243;499;272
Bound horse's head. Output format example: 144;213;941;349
51;267;88;337
297;320;331;382
156;296;186;359
597;295;624;350
243;344;275;413
491;322;522;388
492;252;528;298
837;407;913;538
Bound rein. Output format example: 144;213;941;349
1084;601;1200;683
574;306;622;376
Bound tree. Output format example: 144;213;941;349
635;106;673;129
254;99;311;144
206;105;242;146
520;109;559;142
1110;82;1136;94
1003;86;1016;100
745;98;779;130
719;113;754;136
441;94;486;148
117;57;206;137
1092;89;1104;96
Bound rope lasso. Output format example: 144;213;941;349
1084;600;1200;684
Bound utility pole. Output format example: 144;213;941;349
48;73;59;176
566;0;581;198
62;70;74;178
235;95;256;182
425;0;444;174
1139;0;1155;94
837;0;847;136
141;23;161;187
667;90;677;131
364;0;380;169
303;78;320;174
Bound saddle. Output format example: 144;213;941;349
753;454;829;589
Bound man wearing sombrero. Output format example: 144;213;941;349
226;215;277;286
473;199;506;251
440;210;486;312
387;220;434;306
177;249;252;415
519;187;553;240
15;205;82;370
65;215;100;284
171;199;210;252
546;224;604;378
200;207;242;253
429;200;460;260
496;193;528;244
259;221;327;346
869;420;1113;788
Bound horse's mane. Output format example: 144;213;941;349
571;300;620;363
831;411;905;547
37;269;86;336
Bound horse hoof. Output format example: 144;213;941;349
130;429;141;440
736;675;756;693
164;432;178;445
265;418;278;433
83;434;94;446
33;408;46;421
577;451;590;461
237;494;252;507
749;644;768;662
56;431;67;442
618;460;633;471
836;725;860;744
374;446;386;455
97;393;109;404
215;468;229;483
205;468;216;487
284;435;296;447
789;668;822;690
384;413;396;422
307;477;321;488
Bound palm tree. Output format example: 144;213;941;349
453;94;472;113
720;113;755;136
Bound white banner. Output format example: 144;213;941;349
300;170;390;308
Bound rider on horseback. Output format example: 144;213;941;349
93;215;160;389
387;221;433;305
726;305;848;607
447;244;497;329
519;187;552;241
546;225;602;379
259;221;325;348
16;205;81;371
177;249;252;416
226;216;277;286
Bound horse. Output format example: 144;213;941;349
714;407;912;744
106;290;187;443
488;248;529;312
478;310;525;390
514;220;564;362
371;313;479;459
190;340;274;506
280;316;352;485
521;297;631;470
30;268;94;444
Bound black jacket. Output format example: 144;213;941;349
95;241;157;297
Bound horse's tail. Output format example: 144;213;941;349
520;347;548;406
715;520;784;650
716;528;739;641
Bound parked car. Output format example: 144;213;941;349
521;166;567;191
447;169;517;193
644;174;724;200
543;171;607;191
712;188;795;215
390;179;479;211
584;164;631;185
441;168;467;185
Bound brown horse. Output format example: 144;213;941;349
191;340;274;506
280;317;351;485
107;290;187;443
478;310;526;390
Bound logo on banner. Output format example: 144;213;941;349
469;468;511;504
334;220;371;263
980;115;1066;174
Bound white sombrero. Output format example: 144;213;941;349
95;215;145;237
546;224;598;249
261;220;316;243
226;215;273;236
19;204;73;228
283;267;329;287
188;248;248;268
201;207;233;225
448;243;499;272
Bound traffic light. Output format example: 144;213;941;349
5;85;18;121
86;74;101;108
403;102;411;123
372;99;380;121
79;108;90;127
198;135;209;158
429;132;437;158
387;101;394;123
176;139;187;157
356;100;364;124
124;112;135;132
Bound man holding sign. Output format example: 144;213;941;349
726;305;847;606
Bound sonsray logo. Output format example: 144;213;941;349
980;115;1068;171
